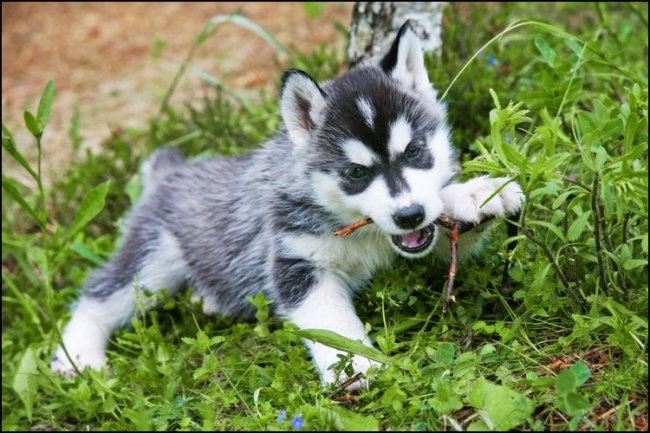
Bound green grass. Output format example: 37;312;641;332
2;3;648;431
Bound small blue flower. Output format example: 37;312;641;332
487;54;497;66
276;409;286;423
291;414;304;430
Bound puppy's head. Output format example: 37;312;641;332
280;21;458;258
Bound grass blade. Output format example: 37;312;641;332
297;329;391;364
36;80;55;130
205;14;290;60
2;125;39;181
23;111;41;139
2;176;44;229
12;347;38;422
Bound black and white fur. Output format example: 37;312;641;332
52;21;523;389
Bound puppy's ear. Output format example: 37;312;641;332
380;20;433;94
280;69;327;151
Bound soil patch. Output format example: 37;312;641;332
2;2;353;185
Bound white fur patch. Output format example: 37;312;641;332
136;229;188;299
440;176;524;224
388;116;412;158
342;138;379;167
311;171;362;222
391;27;432;93
283;273;382;388
280;72;326;154
51;297;113;375
356;96;375;128
354;176;398;232
52;229;189;376
281;232;394;284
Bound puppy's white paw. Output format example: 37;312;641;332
190;292;221;315
441;176;524;224
321;354;381;392
51;344;106;377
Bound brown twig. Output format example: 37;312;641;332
333;213;491;313
523;228;585;308
333;214;492;237
328;372;363;398
499;212;521;296
591;174;609;295
333;217;373;237
441;216;461;313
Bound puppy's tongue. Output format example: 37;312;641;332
391;223;435;253
400;229;429;249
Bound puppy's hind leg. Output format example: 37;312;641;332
51;226;189;376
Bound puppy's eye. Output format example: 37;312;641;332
345;165;370;180
405;143;422;159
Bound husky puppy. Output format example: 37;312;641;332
52;21;523;388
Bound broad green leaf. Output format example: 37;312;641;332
328;406;380;431
63;181;110;246
341;412;379;431
432;342;456;368
567;210;592;241
375;334;397;354
12;347;38;421
623;259;648;270
71;381;91;402
534;37;557;66
468;378;533;430
23;111;41;138
297;329;391;364
381;382;407;412
500;141;529;169
559;391;591;416
570;361;591;387
479;343;496;357
430;381;464;415
555;369;576;393
36;80;55;129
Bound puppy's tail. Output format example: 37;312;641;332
140;148;185;199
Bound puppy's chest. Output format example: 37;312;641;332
280;230;395;281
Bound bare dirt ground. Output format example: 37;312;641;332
2;2;354;185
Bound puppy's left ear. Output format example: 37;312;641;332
280;69;327;152
380;20;432;93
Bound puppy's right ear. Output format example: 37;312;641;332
280;69;327;152
380;20;433;95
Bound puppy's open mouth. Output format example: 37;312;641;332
391;222;436;254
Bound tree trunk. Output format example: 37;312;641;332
348;2;444;67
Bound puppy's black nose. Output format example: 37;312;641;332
393;204;425;229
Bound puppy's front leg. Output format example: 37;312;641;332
283;273;380;390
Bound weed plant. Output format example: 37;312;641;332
2;3;647;431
